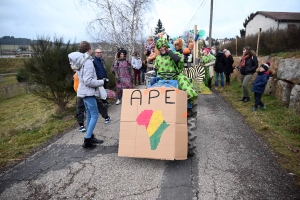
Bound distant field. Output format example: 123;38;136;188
0;58;28;73
0;44;32;51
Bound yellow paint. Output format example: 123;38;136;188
147;110;164;137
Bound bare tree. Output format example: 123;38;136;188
80;0;154;58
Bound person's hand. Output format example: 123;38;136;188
103;78;109;83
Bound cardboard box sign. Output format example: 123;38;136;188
118;87;188;160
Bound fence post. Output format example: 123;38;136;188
193;25;197;64
235;35;238;56
256;28;261;56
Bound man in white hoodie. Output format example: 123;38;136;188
131;52;142;86
68;41;108;148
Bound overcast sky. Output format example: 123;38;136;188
0;0;299;43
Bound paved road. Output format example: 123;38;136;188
0;87;299;199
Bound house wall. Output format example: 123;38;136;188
246;14;300;37
246;14;278;36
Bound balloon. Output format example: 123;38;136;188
198;30;206;38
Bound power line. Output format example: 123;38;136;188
181;0;208;34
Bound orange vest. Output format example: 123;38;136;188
73;73;79;93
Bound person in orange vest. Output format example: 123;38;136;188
73;71;86;132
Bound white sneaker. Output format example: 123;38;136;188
116;99;121;105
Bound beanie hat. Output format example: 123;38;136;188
261;62;270;71
78;41;91;53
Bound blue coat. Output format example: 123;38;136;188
252;72;269;94
93;56;107;79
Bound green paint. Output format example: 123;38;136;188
149;120;169;150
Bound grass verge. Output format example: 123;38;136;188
215;78;300;184
0;93;77;170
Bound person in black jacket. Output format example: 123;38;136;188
224;50;234;86
93;49;111;124
238;46;258;102
214;49;226;87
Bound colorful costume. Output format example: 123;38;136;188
112;58;133;99
202;53;216;87
154;38;198;101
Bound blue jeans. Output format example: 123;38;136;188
83;96;99;139
215;72;224;86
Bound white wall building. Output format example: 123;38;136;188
245;11;300;37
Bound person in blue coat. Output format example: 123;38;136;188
251;62;270;112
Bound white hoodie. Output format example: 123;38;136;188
131;56;142;70
68;52;104;98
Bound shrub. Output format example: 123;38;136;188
223;26;300;56
22;36;77;110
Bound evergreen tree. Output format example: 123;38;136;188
240;29;246;38
154;19;165;34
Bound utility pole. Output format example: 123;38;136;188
208;0;213;47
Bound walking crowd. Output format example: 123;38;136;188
68;35;269;148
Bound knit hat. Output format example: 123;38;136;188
261;62;270;71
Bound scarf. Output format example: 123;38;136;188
239;54;250;67
145;41;155;52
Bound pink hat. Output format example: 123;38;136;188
203;48;210;54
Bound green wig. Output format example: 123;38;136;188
156;38;170;49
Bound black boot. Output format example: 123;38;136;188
243;97;250;102
91;134;103;144
239;97;246;101
82;138;96;148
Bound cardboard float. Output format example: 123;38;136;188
118;87;188;160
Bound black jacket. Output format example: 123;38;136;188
214;52;226;73
240;56;258;75
224;55;234;73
